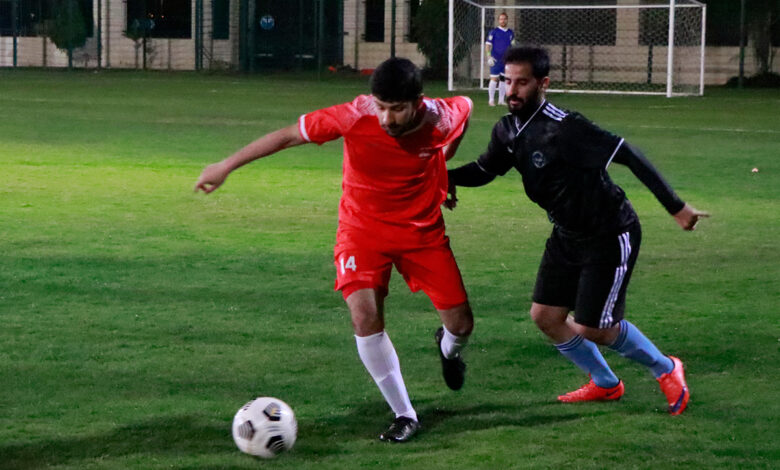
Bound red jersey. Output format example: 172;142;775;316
298;94;472;248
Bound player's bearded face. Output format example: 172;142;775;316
373;97;421;137
504;62;549;117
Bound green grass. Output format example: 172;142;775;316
1;69;778;469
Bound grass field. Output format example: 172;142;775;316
1;69;778;469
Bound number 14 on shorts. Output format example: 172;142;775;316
339;255;357;274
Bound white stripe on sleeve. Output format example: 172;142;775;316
605;138;625;169
298;114;311;142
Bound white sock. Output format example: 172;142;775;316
355;331;417;422
488;80;497;103
498;81;507;103
439;325;469;359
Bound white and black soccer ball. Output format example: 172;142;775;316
231;397;297;458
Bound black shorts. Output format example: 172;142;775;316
532;223;641;329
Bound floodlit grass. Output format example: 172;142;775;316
1;68;778;469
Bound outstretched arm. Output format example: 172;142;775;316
614;141;709;230
194;124;306;194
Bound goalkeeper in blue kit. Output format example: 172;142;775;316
485;12;514;106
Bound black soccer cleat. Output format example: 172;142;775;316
435;326;466;391
378;416;420;443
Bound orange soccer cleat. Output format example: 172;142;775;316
557;379;625;403
657;356;690;415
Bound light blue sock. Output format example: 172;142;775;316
609;320;674;378
556;335;620;388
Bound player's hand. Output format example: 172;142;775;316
194;161;231;194
487;57;496;67
673;203;710;231
443;181;458;210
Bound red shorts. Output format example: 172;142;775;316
333;237;468;311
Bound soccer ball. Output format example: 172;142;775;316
231;397;297;458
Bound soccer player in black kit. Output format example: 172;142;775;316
447;47;708;415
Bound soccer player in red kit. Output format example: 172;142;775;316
195;58;473;442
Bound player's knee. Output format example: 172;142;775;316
456;311;474;337
351;312;384;337
529;304;546;327
346;296;384;336
529;305;562;335
440;302;473;336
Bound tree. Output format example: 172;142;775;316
747;0;780;75
412;0;479;77
48;0;87;68
124;19;156;70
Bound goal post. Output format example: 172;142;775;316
448;0;706;97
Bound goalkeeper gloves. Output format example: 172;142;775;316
487;57;496;67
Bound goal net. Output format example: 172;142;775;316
448;0;706;96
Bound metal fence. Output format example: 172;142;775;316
0;0;343;72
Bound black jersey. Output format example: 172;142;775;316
472;100;684;237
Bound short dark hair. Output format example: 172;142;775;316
503;46;550;79
370;57;423;102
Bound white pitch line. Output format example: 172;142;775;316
638;124;780;135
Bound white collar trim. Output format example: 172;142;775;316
513;99;547;136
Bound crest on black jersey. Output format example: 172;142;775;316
531;150;547;168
